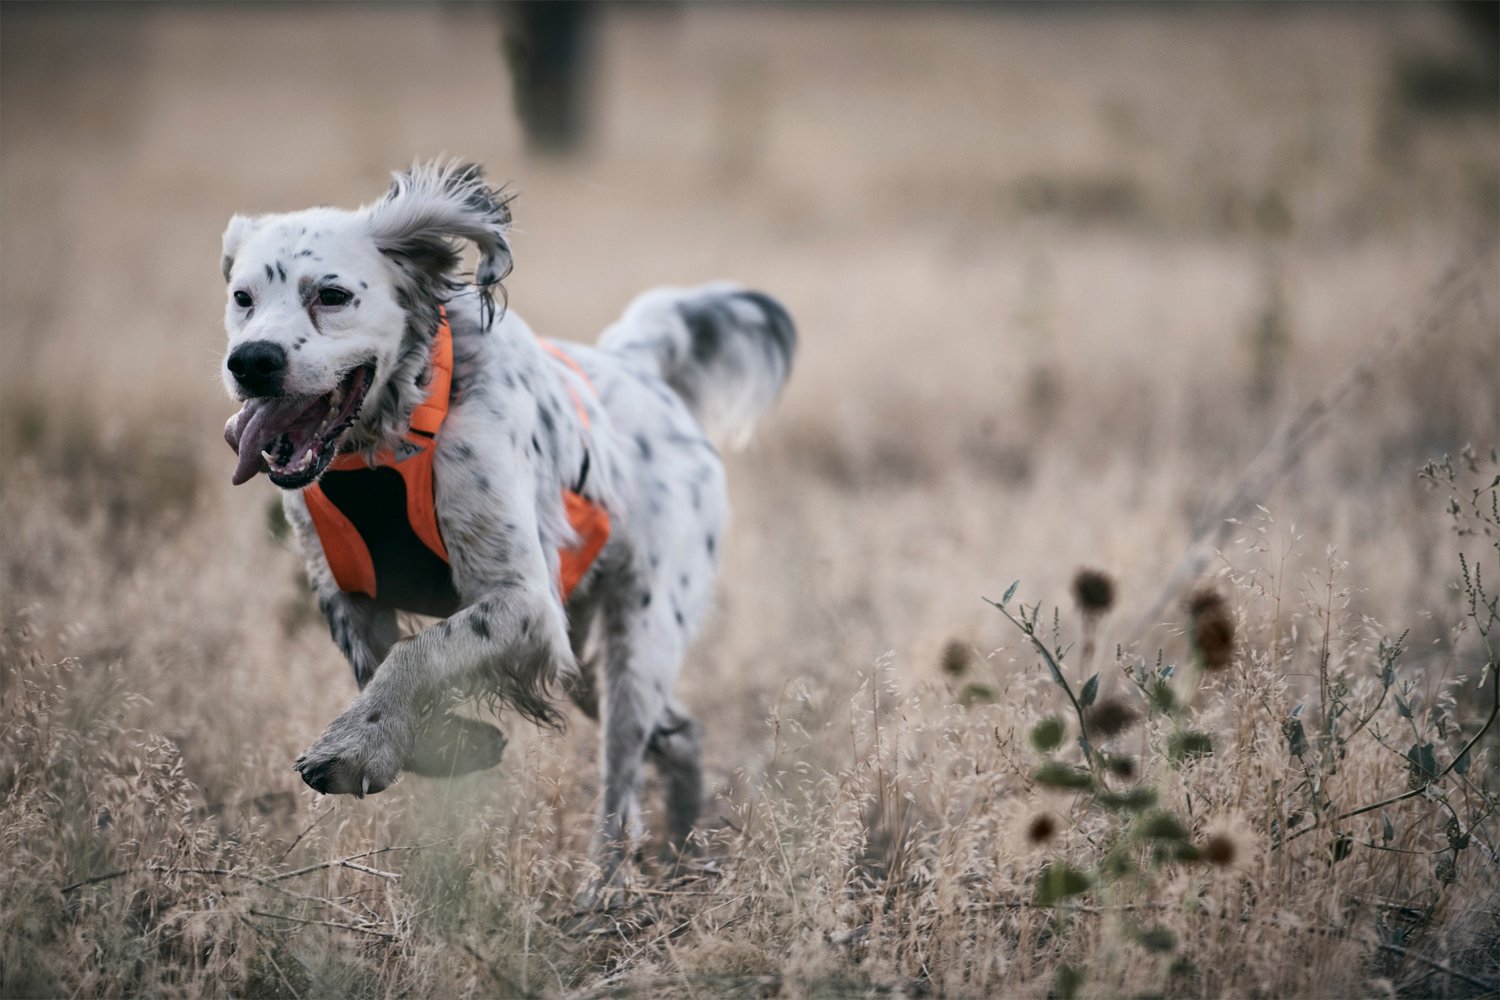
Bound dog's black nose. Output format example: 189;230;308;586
227;341;287;396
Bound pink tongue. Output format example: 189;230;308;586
225;398;306;485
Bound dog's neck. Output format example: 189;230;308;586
344;291;451;457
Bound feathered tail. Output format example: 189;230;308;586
598;283;796;447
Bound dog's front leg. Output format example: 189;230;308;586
294;580;572;796
283;492;399;689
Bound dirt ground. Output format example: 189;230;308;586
2;4;1497;997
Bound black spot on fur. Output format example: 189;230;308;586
295;249;313;258
366;711;381;723
442;620;454;638
359;280;368;289
263;264;274;282
706;534;717;556
221;255;234;281
635;434;653;461
471;617;492;641
641;591;652;608
276;261;286;282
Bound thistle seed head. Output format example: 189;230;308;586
1072;568;1117;616
1188;586;1235;671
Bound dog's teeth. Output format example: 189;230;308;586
261;449;275;464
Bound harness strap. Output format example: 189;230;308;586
304;308;611;604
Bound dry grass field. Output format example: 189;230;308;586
2;4;1498;997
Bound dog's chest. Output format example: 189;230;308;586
310;464;462;617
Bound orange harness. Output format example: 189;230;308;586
303;309;611;613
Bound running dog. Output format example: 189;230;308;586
218;161;794;885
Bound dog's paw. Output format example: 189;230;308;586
402;712;508;778
293;712;405;798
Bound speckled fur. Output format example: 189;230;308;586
218;161;795;889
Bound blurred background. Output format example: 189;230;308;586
2;3;1498;993
3;0;1497;764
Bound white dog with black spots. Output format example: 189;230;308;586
218;160;795;891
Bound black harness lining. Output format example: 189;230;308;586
315;465;461;618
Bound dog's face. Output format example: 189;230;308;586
220;162;512;489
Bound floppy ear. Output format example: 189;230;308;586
221;214;257;282
363;160;514;326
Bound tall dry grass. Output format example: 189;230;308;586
3;4;1498;997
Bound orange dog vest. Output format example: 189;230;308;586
302;308;611;615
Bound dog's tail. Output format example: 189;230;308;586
598;283;796;448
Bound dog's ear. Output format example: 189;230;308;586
221;214;258;282
363;160;514;326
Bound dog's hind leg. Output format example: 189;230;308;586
647;699;703;855
589;595;686;891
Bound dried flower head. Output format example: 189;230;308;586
940;639;973;678
1086;697;1139;738
1072;568;1116;616
1188;586;1235;671
1199;816;1254;872
1027;812;1058;845
1004;799;1066;858
1203;834;1237;867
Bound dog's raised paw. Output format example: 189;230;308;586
293;724;403;798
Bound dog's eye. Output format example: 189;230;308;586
233;290;253;308
317;287;352;307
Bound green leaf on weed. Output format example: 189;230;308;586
1098;787;1158;812
1079;673;1099;708
1034;761;1094;789
1034;863;1092;906
1053;964;1085;1000
958;683;997;707
1331;832;1354;863
1002;580;1019;606
1150;680;1176;714
1406;742;1438;788
1137;925;1177;953
1030;716;1067;752
1284;717;1308;757
1395;693;1412;719
1137;811;1191;844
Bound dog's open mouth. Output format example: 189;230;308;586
224;364;375;488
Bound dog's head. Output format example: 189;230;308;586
220;160;512;489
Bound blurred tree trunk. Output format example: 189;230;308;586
499;1;597;156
